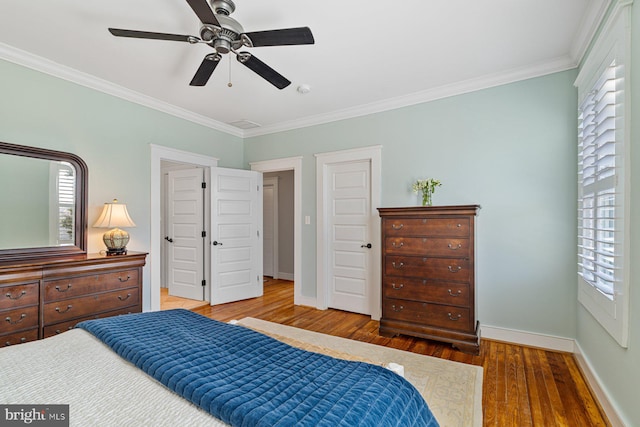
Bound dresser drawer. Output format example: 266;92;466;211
2;328;38;347
383;218;469;237
44;269;139;302
43;307;139;338
385;256;470;282
383;277;470;306
0;283;39;310
383;298;473;332
43;287;139;324
0;305;39;334
385;237;470;257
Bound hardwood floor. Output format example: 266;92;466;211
192;279;610;427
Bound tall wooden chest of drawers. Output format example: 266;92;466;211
378;205;480;354
0;252;146;346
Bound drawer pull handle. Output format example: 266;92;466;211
391;304;404;312
391;224;404;230
391;283;404;290
5;290;26;300
118;293;132;301
55;305;73;314
448;243;462;250
5;338;26;347
457;224;462;228
391;262;404;269
448;313;462;321
5;313;27;324
448;289;462;297
118;275;131;283
448;266;462;273
391;241;404;248
55;284;72;292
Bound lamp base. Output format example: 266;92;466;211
106;247;128;256
103;228;130;256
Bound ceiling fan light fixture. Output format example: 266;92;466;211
210;0;235;16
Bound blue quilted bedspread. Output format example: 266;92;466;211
77;309;438;427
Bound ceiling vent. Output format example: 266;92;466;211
228;119;261;130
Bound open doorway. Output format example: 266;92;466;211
263;171;294;282
250;156;307;306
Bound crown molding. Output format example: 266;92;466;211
0;42;243;138
570;0;613;65
243;55;577;138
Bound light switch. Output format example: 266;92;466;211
305;215;311;225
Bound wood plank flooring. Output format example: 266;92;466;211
191;278;610;427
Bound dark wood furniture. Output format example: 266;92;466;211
377;205;480;354
1;252;146;346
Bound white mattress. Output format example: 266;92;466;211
0;329;228;426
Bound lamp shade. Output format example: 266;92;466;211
94;199;136;256
93;199;136;228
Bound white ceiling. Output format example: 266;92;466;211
0;0;608;137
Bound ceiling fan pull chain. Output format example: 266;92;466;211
228;56;233;87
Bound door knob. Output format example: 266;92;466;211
212;241;223;246
164;236;173;243
361;243;372;249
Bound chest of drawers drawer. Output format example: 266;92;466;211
385;256;470;282
43;307;137;338
383;278;470;306
383;298;473;332
383;218;469;237
1;305;39;334
2;328;39;347
44;269;139;302
1;283;39;310
43;287;139;324
385;237;470;257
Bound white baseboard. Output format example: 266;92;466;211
574;343;626;427
480;324;576;352
294;294;316;308
277;272;294;281
481;324;625;426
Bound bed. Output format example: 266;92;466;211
0;309;439;426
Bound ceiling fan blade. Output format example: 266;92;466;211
190;54;222;86
186;0;220;27
243;27;314;47
109;28;198;43
236;52;291;90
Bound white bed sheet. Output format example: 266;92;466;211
0;329;228;427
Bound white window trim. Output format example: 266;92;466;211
574;0;632;347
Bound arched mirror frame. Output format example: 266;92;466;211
0;141;88;263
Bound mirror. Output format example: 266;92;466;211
0;141;87;263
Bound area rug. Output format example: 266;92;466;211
237;317;483;427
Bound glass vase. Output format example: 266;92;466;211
422;191;432;206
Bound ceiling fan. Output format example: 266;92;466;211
108;0;314;89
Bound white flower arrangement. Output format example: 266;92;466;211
412;178;441;206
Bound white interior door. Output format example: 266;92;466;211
327;160;373;315
167;168;205;301
210;167;263;305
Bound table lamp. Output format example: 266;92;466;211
93;199;136;255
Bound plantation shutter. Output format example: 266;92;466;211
577;61;619;298
55;162;75;245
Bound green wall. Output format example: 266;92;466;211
574;2;640;425
245;70;579;339
0;59;244;307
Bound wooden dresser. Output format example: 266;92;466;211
377;205;480;354
0;252;146;346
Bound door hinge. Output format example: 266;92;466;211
257;230;260;237
201;280;206;287
202;182;206;189
257;275;260;282
257;185;260;191
202;231;206;238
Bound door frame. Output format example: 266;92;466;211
250;156;308;306
150;144;218;311
315;146;382;320
262;176;279;279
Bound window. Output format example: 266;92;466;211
575;2;631;347
49;161;76;246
